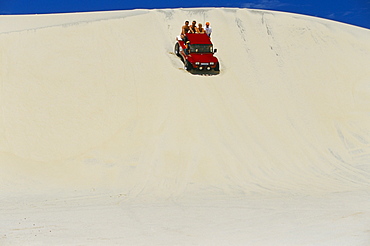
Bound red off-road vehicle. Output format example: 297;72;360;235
174;33;220;73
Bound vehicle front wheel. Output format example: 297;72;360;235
185;61;193;71
214;63;220;71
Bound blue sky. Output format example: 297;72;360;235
1;0;369;29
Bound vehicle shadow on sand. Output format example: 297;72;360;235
187;69;220;76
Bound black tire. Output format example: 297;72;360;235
214;63;220;71
185;61;193;71
174;43;180;57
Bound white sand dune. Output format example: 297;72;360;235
1;8;370;245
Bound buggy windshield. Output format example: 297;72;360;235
189;44;213;53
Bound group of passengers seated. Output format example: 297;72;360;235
180;20;212;41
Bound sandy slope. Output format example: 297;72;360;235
1;8;370;245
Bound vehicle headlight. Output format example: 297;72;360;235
195;62;200;65
210;62;214;65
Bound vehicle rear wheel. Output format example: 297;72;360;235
174;43;180;57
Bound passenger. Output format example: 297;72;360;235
189;20;197;33
205;22;212;37
197;23;205;34
181;20;190;40
184;41;190;55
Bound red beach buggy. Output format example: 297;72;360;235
174;33;220;73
